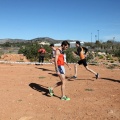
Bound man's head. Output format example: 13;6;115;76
76;41;81;47
61;41;70;50
50;43;54;47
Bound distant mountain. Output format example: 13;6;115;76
0;37;76;44
30;37;62;43
0;38;27;44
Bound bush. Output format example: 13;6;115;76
99;55;104;59
18;43;40;61
114;50;120;57
106;55;113;60
18;43;55;62
65;48;79;63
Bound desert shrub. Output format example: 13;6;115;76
18;43;40;61
106;55;113;60
99;55;104;59
65;47;79;63
114;50;120;57
86;52;94;62
0;51;4;56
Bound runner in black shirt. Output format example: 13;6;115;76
72;41;99;79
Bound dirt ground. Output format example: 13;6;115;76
0;63;120;120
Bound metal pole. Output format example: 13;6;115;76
97;30;99;41
95;35;97;42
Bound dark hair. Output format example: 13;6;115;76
76;41;81;45
61;40;70;46
50;43;54;47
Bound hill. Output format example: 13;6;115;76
0;37;76;44
0;38;27;44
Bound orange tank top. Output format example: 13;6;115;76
80;47;85;59
57;49;64;65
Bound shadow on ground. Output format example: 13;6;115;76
101;77;120;83
48;73;58;77
66;76;94;81
29;83;60;98
37;67;55;72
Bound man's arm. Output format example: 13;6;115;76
38;49;41;53
44;49;47;53
64;54;71;69
82;47;88;54
72;47;81;57
64;62;71;70
55;49;60;73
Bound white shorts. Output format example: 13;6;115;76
58;66;65;74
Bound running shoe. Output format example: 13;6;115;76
71;76;77;79
61;96;70;101
48;87;54;96
95;73;99;79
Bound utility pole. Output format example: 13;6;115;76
113;37;115;42
95;35;97;42
97;30;99;41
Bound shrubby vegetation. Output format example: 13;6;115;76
65;48;79;63
18;42;79;62
18;42;39;61
114;49;120;57
85;40;120;57
18;42;52;62
0;40;120;62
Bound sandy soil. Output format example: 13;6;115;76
0;63;120;120
0;54;29;62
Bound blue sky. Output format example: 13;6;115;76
0;0;120;42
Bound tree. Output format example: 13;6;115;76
18;43;40;61
65;47;79;63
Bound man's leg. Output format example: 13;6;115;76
85;66;96;74
40;56;44;65
49;73;64;95
82;59;99;79
48;74;70;100
74;63;78;77
39;56;41;63
48;71;62;96
41;56;44;63
59;74;70;100
72;63;78;78
60;74;66;97
48;81;61;96
85;66;99;79
48;66;70;100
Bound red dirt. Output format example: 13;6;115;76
0;54;29;62
0;63;120;120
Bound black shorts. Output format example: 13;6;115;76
78;59;87;67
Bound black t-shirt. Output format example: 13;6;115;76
76;46;88;56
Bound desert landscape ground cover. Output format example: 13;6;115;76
0;62;120;120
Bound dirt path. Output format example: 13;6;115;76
0;63;120;120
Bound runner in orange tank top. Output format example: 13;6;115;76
79;47;85;59
48;41;71;101
72;41;99;79
57;50;64;66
